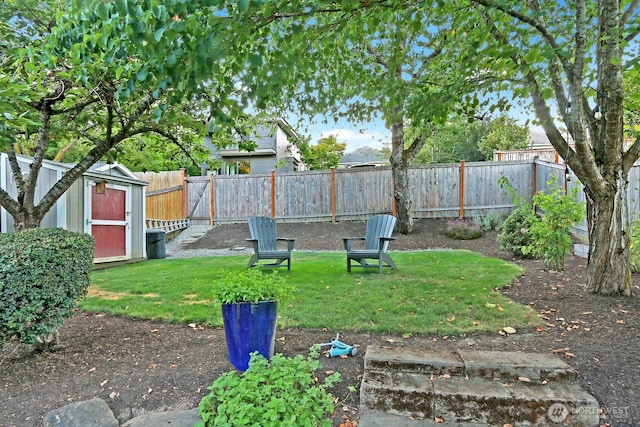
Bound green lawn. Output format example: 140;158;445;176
85;250;541;335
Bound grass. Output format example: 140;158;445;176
84;250;542;335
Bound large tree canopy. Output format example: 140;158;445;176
0;0;252;229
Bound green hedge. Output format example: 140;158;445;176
0;228;94;347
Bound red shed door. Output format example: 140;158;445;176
87;182;131;262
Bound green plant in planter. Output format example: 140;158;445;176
212;269;295;304
196;347;341;427
213;269;296;371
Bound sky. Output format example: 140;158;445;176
312;124;390;152
296;112;546;154
285;113;391;153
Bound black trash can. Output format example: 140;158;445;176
146;229;166;259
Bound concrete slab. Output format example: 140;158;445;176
360;348;599;426
507;381;600;426
360;371;435;420
457;350;575;381
574;244;589;258
365;346;464;376
121;408;201;427
358;411;488;427
433;377;512;424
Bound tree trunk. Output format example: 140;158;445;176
13;210;42;230
390;122;413;234
585;174;632;296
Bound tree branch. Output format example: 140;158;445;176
136;127;202;169
472;0;575;78
50;96;100;116
622;0;639;27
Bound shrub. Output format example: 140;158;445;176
498;204;538;257
476;214;505;231
0;228;94;349
522;179;585;271
196;347;340;427
444;218;483;240
497;176;585;270
630;219;640;273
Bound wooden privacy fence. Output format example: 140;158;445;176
136;160;640;238
182;161;537;225
135;170;186;220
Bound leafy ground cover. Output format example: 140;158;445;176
85;251;535;335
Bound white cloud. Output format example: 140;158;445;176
318;128;390;152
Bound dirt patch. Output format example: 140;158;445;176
1;219;639;426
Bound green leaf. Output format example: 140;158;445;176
166;53;177;65
96;2;109;21
154;27;165;42
238;0;249;13
116;0;129;16
136;69;148;81
540;87;554;99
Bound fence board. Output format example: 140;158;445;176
276;170;333;221
134;170;185;220
334;167;394;220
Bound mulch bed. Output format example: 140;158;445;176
1;219;638;426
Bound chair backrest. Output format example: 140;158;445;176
364;214;396;251
247;216;278;251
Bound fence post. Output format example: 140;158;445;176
271;170;276;218
532;158;538;196
209;174;214;225
459;160;465;219
330;167;336;222
181;168;187;220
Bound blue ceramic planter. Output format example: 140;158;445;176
221;300;278;371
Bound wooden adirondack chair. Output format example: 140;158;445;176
246;216;295;270
343;214;397;274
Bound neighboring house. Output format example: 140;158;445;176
493;130;573;163
205;118;307;175
0;154;148;265
339;146;390;169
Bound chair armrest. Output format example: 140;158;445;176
277;238;295;251
378;236;396;252
245;238;259;251
343;237;365;251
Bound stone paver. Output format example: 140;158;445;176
121;408;201;427
43;398;118;427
